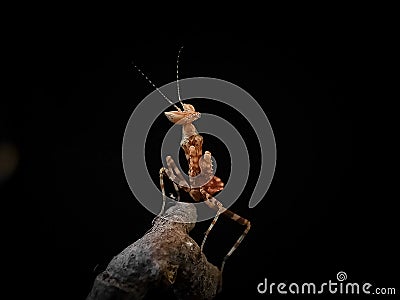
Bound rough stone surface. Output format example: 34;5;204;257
86;203;221;300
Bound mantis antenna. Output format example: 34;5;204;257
132;62;181;111
176;46;185;110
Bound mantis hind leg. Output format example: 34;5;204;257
199;188;251;275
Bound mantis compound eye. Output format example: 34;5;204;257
183;104;196;112
164;111;201;125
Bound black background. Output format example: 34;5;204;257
4;32;397;299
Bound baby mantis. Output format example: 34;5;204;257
134;47;251;275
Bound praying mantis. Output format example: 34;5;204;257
134;47;251;275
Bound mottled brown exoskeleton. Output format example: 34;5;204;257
134;47;251;274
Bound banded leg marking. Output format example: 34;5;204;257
199;188;251;272
166;155;189;189
200;201;223;252
159;167;167;216
172;181;181;202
